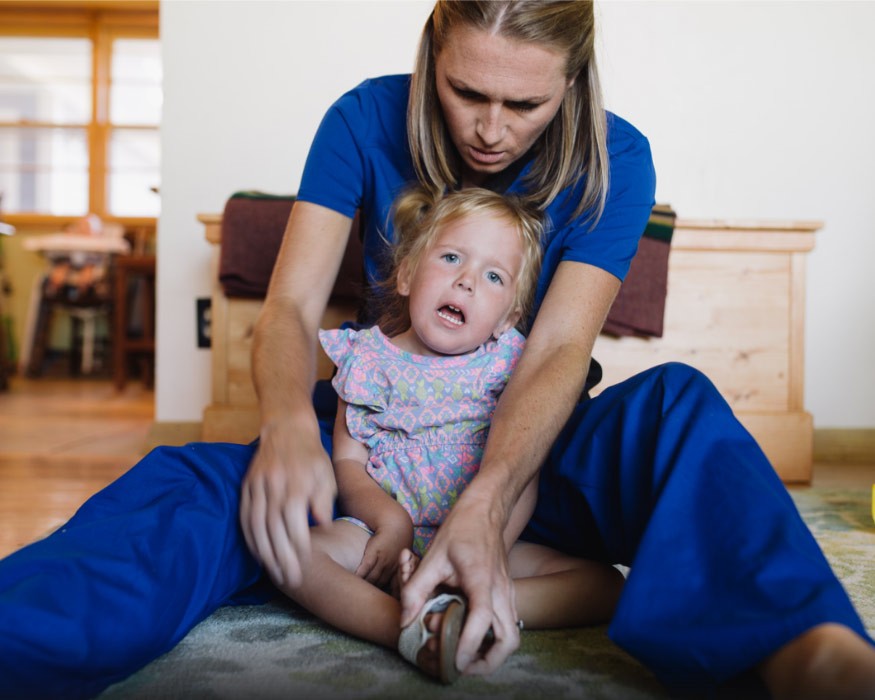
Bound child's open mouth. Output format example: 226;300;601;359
437;305;465;326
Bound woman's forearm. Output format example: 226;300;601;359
251;296;321;432
474;341;592;526
250;202;354;432
469;261;621;530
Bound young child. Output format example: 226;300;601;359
279;187;624;683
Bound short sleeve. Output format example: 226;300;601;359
296;88;367;219
561;114;656;280
318;328;389;411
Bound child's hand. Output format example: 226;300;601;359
356;524;412;589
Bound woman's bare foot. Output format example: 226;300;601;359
759;623;875;699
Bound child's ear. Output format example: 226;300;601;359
493;308;522;338
397;259;412;297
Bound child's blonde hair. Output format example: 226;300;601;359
377;187;544;338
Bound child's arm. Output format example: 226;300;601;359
333;398;414;588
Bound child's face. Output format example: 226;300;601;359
396;211;524;356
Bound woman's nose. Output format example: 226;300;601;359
475;104;504;146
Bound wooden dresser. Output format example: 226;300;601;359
199;214;819;483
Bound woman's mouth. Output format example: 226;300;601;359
468;146;504;166
437;305;465;326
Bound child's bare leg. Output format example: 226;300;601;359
758;623;875;700
507;541;624;629
278;521;402;649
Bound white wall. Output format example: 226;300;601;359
159;0;875;428
157;0;433;421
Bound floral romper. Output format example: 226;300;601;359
319;326;525;556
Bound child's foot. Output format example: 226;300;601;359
398;591;466;684
390;548;420;599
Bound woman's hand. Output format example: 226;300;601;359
400;486;520;676
240;419;337;588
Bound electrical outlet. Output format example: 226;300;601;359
196;298;211;348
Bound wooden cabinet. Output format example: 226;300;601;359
200;214;819;482
592;219;819;482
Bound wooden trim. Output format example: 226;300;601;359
787;251;807;410
675;219;823;233
145;421;204;452
2;213;156;229
0;3;159;220
814;429;875;465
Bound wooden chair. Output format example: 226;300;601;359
112;254;156;390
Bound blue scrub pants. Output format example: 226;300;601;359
0;363;868;699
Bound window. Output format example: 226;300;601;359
0;3;159;226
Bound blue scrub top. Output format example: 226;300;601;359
297;74;656;325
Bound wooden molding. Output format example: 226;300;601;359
814;429;875;465
146;421;203;452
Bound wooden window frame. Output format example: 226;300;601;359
0;1;159;230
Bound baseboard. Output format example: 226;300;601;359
146;421;203;451
814;428;875;464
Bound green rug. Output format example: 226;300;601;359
100;488;874;699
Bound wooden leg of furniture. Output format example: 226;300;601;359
113;256;156;391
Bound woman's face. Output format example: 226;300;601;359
435;26;573;186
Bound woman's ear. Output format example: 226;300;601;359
397;259;412;297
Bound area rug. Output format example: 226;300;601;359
99;488;874;700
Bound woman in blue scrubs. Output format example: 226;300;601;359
1;2;873;699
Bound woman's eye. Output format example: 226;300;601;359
487;271;503;285
454;87;485;103
509;101;539;113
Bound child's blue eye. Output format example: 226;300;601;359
487;271;503;285
442;253;459;264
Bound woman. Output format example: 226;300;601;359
0;2;871;699
239;2;874;697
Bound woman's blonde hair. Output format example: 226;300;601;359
408;0;608;226
377;187;544;338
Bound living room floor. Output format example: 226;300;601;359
0;376;872;559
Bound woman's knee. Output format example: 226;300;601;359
631;362;728;420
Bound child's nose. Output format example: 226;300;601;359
455;273;474;293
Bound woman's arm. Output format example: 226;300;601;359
400;260;620;674
502;479;538;553
239;201;353;588
332;398;414;587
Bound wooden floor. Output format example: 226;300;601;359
0;376;873;560
0;376;154;558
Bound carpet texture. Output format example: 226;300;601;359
100;488;874;699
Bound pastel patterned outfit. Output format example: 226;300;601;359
320;326;525;557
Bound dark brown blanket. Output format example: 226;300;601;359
601;204;676;338
218;192;675;338
219;192;363;303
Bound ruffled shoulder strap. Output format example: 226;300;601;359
484;328;526;395
318;327;389;411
